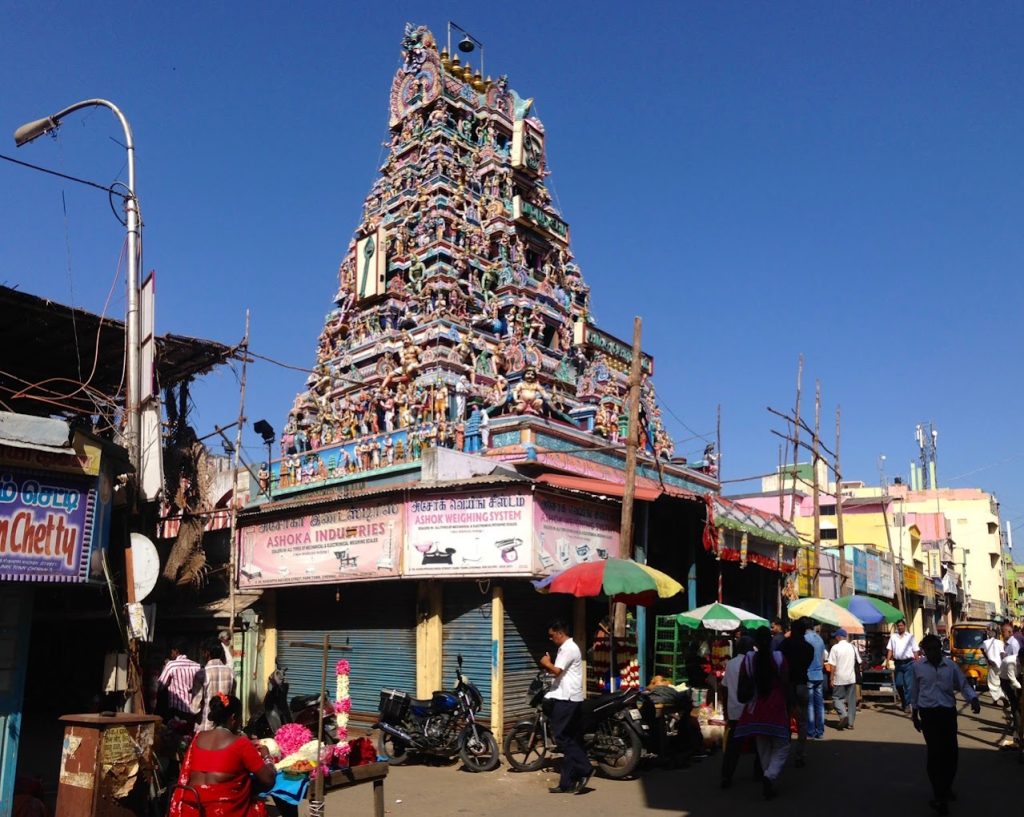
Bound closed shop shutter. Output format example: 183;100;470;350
276;582;416;724
502;582;572;725
442;583;494;722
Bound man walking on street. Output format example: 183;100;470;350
886;619;920;711
981;626;1006;706
540;620;591;794
191;636;235;732
805;622;828;740
780;619;813;766
770;617;786;651
911;634;980;815
825;628;860;730
156;639;200;722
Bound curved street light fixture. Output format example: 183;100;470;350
13;99;142;474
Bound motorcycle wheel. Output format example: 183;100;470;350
594;719;641;779
377;729;410;766
459;726;500;772
503;720;548;772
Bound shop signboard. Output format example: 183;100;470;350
533;491;620;575
0;470;97;583
237;499;403;588
879;555;895;599
851;548;867;593
866;552;881;595
404;488;533;576
903;565;924;594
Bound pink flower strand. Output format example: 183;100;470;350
335;660;350;676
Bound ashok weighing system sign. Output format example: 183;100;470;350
0;470;97;582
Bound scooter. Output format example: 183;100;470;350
245;666;338;743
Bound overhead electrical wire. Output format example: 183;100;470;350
0;151;129;199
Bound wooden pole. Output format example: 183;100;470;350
614;317;643;645
811;381;821;597
314;633;329;805
228;311;251;647
716;403;722;483
619;316;643;561
835;405;846;595
788;354;803;524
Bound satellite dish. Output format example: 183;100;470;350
130;533;160;602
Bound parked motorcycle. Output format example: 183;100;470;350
374;654;500;772
245;666;338;744
503;671;642;779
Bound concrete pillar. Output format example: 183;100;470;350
416;580;443;698
260;590;277;690
491;585;504;742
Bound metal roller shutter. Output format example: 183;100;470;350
442;583;494;722
276;582;416;724
502;582;572;724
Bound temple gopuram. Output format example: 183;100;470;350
269;23;685;489
238;25;797;731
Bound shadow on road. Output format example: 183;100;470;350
637;706;1019;815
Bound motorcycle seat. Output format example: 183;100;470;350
410;698;433;709
290;694;320;710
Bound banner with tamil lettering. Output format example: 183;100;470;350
0;470;97;583
237;499;403;587
404;488;533;576
533;491;621;575
866;552;882;595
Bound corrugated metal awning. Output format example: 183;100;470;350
535;473;661;502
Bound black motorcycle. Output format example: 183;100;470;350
374;654;500;772
503;671;642;779
245;666;338;744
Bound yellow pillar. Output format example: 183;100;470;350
260;589;277;691
491;585;505;742
417;580;443;698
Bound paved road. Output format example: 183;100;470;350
298;701;1017;817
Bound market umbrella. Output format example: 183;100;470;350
834;595;903;625
787;597;865;634
675;602;769;632
539;558;684;607
536;559;683;691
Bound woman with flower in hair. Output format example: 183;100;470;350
169;693;276;817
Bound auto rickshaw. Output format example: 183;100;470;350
950;621;989;687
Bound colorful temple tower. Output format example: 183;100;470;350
270;23;688;495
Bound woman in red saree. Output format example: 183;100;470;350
170;693;276;817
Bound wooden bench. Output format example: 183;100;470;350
309;761;389;817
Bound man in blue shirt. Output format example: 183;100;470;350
911;634;980;816
804;622;828;739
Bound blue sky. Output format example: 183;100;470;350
2;3;1022;547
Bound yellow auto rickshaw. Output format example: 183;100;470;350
950;622;989;687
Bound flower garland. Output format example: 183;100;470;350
331;659;352;767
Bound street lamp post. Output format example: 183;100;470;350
14;99;142;475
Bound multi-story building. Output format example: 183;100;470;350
732;464;1003;637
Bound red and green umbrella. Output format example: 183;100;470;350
537;558;684;606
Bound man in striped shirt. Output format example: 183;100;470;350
156;640;200;720
191;637;236;732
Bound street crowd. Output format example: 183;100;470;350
713;617;1024;815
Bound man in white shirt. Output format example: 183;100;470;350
910;634;980;815
981;628;1006;705
540;620;591;794
886;619;920;712
825;628;861;730
998;621;1020;733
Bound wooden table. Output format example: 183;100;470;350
310;762;389;817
